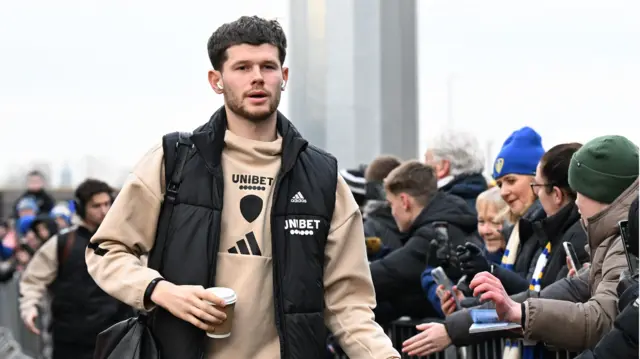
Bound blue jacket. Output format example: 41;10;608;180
1;243;13;260
420;267;445;317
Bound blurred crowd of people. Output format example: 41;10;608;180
1;171;73;279
0;126;638;359
0;173;130;359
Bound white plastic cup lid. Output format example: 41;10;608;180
207;287;237;305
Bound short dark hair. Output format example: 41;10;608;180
384;161;438;206
540;143;583;200
27;170;44;179
365;155;403;182
207;16;287;71
75;179;113;205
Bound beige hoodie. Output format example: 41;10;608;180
86;131;399;359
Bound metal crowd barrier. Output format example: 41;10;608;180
333;317;579;359
3;273;580;359
0;274;41;359
389;317;578;359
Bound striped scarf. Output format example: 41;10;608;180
529;242;552;292
521;242;552;359
503;241;553;359
501;221;521;270
501;223;521;359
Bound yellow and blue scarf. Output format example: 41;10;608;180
503;241;552;359
522;242;552;359
501;222;520;270
501;223;521;358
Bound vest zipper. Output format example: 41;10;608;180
271;140;305;359
271;170;287;359
200;168;225;359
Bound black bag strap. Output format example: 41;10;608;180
57;229;76;270
147;132;193;272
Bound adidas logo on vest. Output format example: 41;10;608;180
290;191;307;203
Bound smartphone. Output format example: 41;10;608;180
563;242;580;273
618;220;638;274
432;266;460;309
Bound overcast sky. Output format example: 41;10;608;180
1;0;638;186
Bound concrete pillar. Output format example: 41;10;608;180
288;0;418;168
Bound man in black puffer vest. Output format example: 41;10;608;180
86;16;399;359
20;179;132;359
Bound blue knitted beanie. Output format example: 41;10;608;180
492;127;545;179
16;197;38;213
17;215;36;236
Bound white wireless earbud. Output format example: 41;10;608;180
281;82;286;91
217;82;223;90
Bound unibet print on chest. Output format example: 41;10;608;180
284;218;321;236
232;173;274;191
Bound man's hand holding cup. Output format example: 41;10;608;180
150;281;229;333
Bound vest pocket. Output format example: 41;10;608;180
282;215;328;313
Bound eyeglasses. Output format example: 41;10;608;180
530;182;554;194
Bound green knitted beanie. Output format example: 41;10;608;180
568;135;639;204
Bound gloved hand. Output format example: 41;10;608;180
617;271;638;310
617;270;636;296
428;237;463;281
458;242;490;278
429;237;456;268
460;296;482;308
455;275;474;297
437;241;458;267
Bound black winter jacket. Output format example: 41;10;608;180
363;201;405;251
370;192;477;319
491;201;589;294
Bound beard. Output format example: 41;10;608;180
223;87;281;123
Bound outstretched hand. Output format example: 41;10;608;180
469;271;521;324
402;322;451;356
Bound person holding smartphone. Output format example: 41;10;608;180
465;136;638;354
575;197;638;359
404;136;637;357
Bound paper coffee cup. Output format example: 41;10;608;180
205;287;237;339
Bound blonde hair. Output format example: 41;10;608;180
476;187;511;224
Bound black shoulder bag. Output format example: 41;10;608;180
93;132;193;359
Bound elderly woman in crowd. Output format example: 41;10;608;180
423;129;488;211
